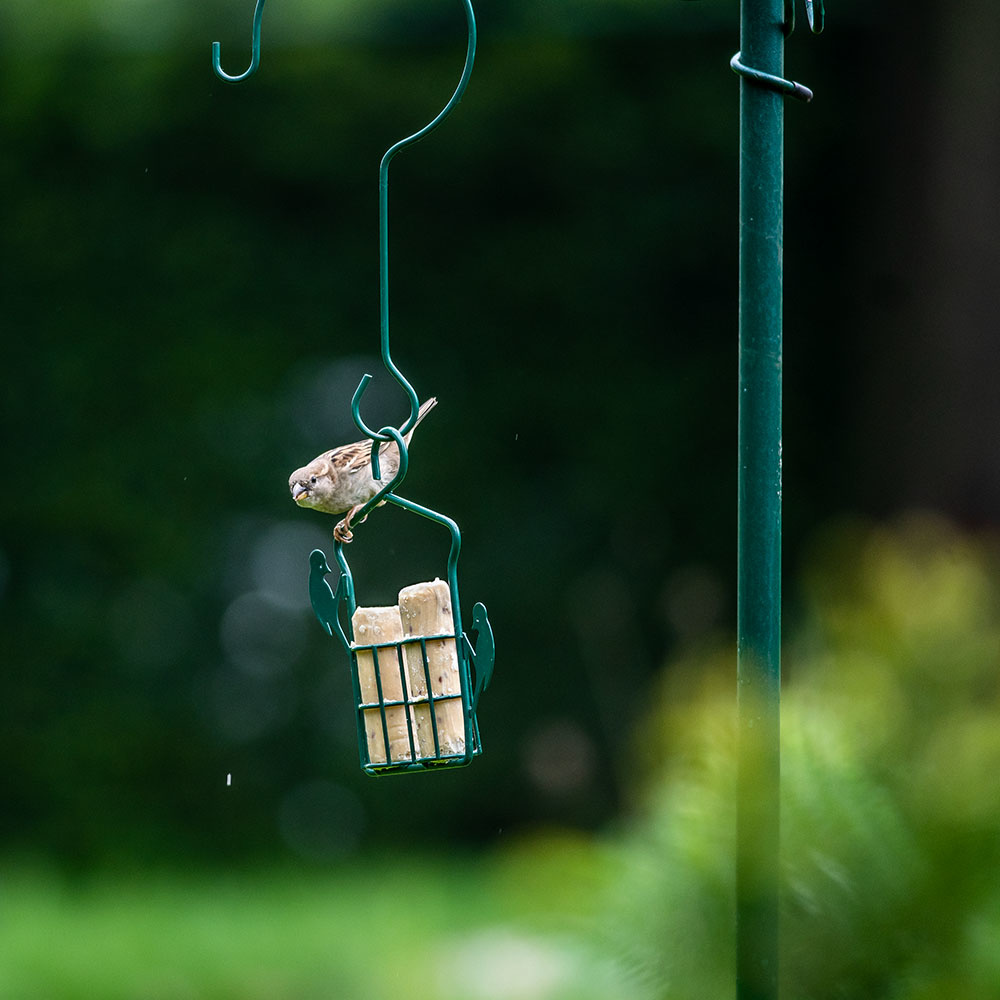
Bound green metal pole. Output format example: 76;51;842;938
737;1;783;998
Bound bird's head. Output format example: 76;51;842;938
289;457;339;513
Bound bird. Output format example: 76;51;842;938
289;397;437;543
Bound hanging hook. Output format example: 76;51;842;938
352;0;477;443
211;0;475;447
784;0;825;36
212;0;267;84
351;373;419;444
804;0;825;33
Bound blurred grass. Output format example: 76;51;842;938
0;840;627;1000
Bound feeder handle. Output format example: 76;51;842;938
353;0;477;442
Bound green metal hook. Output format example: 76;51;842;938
352;0;477;443
211;0;475;446
784;0;825;36
212;0;267;83
356;425;410;524
351;373;419;445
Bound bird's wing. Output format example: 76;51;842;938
330;440;373;476
329;396;437;470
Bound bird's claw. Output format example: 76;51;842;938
333;504;370;544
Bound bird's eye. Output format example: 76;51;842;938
310;476;317;484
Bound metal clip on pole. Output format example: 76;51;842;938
731;0;824;102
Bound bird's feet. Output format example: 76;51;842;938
334;504;368;544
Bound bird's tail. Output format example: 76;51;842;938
383;396;438;450
415;396;438;426
405;396;438;441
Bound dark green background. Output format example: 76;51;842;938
2;0;998;868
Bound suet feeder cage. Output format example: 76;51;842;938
309;530;493;775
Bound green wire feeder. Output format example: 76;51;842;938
213;0;494;775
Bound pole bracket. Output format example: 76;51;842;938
730;52;813;102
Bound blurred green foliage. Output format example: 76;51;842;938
600;514;1000;999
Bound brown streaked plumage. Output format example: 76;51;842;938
288;397;437;542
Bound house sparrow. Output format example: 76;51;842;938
289;397;437;542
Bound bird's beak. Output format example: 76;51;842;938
291;483;310;503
